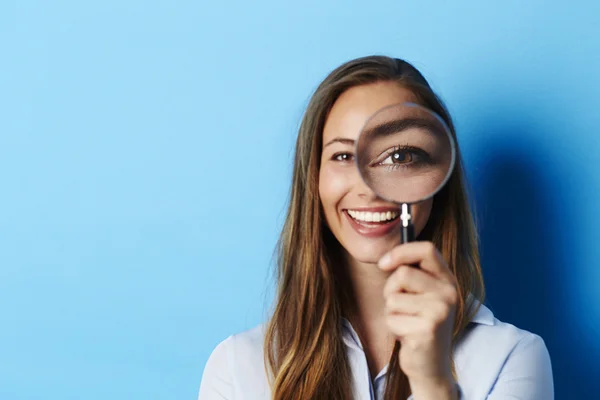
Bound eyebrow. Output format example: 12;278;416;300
362;117;444;140
323;137;355;148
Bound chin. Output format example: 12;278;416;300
343;237;398;265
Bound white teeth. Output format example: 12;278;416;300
347;210;398;222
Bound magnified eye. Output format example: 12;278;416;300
381;149;413;165
374;145;430;168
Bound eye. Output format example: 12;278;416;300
374;146;431;169
332;152;354;162
380;149;413;165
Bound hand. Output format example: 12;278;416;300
378;241;459;398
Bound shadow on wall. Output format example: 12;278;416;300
469;117;598;398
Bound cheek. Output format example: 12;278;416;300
412;198;434;235
319;164;350;216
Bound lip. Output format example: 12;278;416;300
343;209;400;238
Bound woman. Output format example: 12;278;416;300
198;56;553;399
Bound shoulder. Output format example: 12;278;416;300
454;303;554;399
198;324;270;400
228;324;268;370
456;302;542;358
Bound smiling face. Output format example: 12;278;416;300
319;81;434;264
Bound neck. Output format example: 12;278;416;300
344;254;389;323
341;250;396;335
341;250;397;377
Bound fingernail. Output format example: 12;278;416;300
378;253;391;268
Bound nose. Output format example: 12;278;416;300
356;176;378;199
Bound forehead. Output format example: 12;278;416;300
323;82;420;143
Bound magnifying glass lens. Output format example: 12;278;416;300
355;103;456;205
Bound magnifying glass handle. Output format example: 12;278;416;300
401;224;414;244
400;203;415;244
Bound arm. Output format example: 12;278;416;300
486;333;554;400
198;337;234;400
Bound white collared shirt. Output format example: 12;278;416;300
198;304;553;399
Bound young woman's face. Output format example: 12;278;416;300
319;82;434;264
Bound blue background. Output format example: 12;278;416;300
1;0;599;398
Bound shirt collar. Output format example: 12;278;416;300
340;295;495;342
340;298;495;386
341;317;363;350
340;318;390;381
468;297;496;326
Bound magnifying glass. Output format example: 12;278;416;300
355;102;456;244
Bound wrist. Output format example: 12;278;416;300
408;375;458;400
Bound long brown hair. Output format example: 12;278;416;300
264;56;485;399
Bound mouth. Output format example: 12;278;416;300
343;207;401;238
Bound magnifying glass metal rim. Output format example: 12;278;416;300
354;101;458;205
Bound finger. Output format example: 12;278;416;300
383;265;445;298
378;241;454;283
385;314;433;338
385;292;455;324
385;292;422;316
